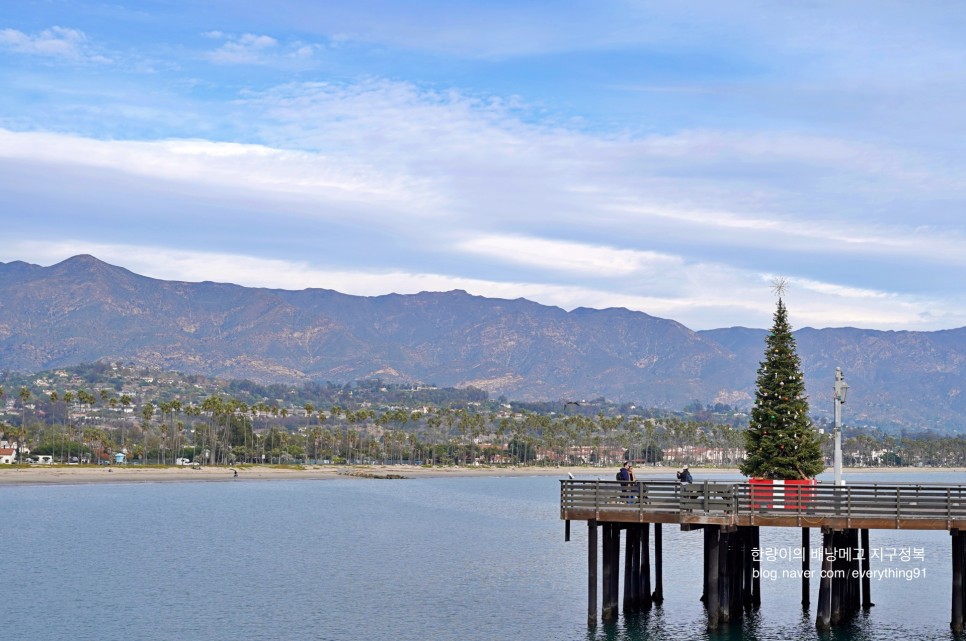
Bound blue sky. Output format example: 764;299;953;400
3;1;966;331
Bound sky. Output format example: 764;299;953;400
2;1;966;331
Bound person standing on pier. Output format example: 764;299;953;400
617;462;630;482
677;465;693;484
627;463;637;503
617;462;632;503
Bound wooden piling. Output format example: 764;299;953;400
624;524;639;613
706;525;720;629
802;527;810;609
860;528;873;608
816;528;832;630
615;524;623;619
954;530;963;632
702;526;710;604
652;523;664;604
849;528;862;614
611;525;621;617
730;526;742;616
718;528;731;623
830;529;843;625
588;520;597;626
640;523;652;611
752;526;761;608
602;523;614;621
741;526;754;610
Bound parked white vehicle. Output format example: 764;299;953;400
175;458;192;466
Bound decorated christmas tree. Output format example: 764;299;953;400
740;287;825;480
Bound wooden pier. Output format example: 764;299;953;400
560;479;966;630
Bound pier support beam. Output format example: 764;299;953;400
652;523;664;604
602;523;613;621
640;523;652;611
624;525;639;613
730;526;742;616
751;526;761;608
860;528;873;609
718;528;732;623
802;527;810;609
953;529;964;633
704;525;721;629
587;520;597;626
602;523;620;621
815;527;863;628
588;521;658;624
849;528;862;614
610;525;621;617
740;526;754;610
817;528;833;630
830;529;843;625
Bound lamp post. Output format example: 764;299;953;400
833;367;849;486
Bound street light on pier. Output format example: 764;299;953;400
833;367;849;486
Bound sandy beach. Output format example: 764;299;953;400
0;463;607;486
0;463;960;486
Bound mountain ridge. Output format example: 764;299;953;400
1;255;964;430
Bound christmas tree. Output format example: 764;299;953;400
740;294;825;480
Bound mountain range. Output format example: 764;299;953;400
1;255;964;431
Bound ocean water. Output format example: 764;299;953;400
1;470;959;640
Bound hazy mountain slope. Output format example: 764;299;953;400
2;255;965;429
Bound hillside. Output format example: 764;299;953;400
1;255;964;430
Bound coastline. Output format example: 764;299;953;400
0;464;961;486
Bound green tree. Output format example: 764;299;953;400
740;296;824;480
18;386;30;464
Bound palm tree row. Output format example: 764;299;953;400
2;383;962;468
2;385;749;467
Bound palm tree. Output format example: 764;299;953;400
48;391;60;461
200;396;223;465
18;386;30;465
63;391;75;461
117;394;132;457
303;403;315;462
141;402;155;463
83;426;106;464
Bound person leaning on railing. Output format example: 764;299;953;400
676;465;693;484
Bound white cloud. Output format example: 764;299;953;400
3;66;966;331
0;26;110;63
0;128;443;218
204;32;322;65
207;33;278;64
458;235;681;277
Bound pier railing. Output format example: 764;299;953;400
560;479;966;530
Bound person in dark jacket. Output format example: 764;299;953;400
616;463;633;503
676;465;693;484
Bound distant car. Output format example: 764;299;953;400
175;458;192;466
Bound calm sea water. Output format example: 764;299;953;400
1;470;960;640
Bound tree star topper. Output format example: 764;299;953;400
771;276;789;299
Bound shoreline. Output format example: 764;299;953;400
0;464;962;486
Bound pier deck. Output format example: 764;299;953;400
560;479;966;531
561;479;966;630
